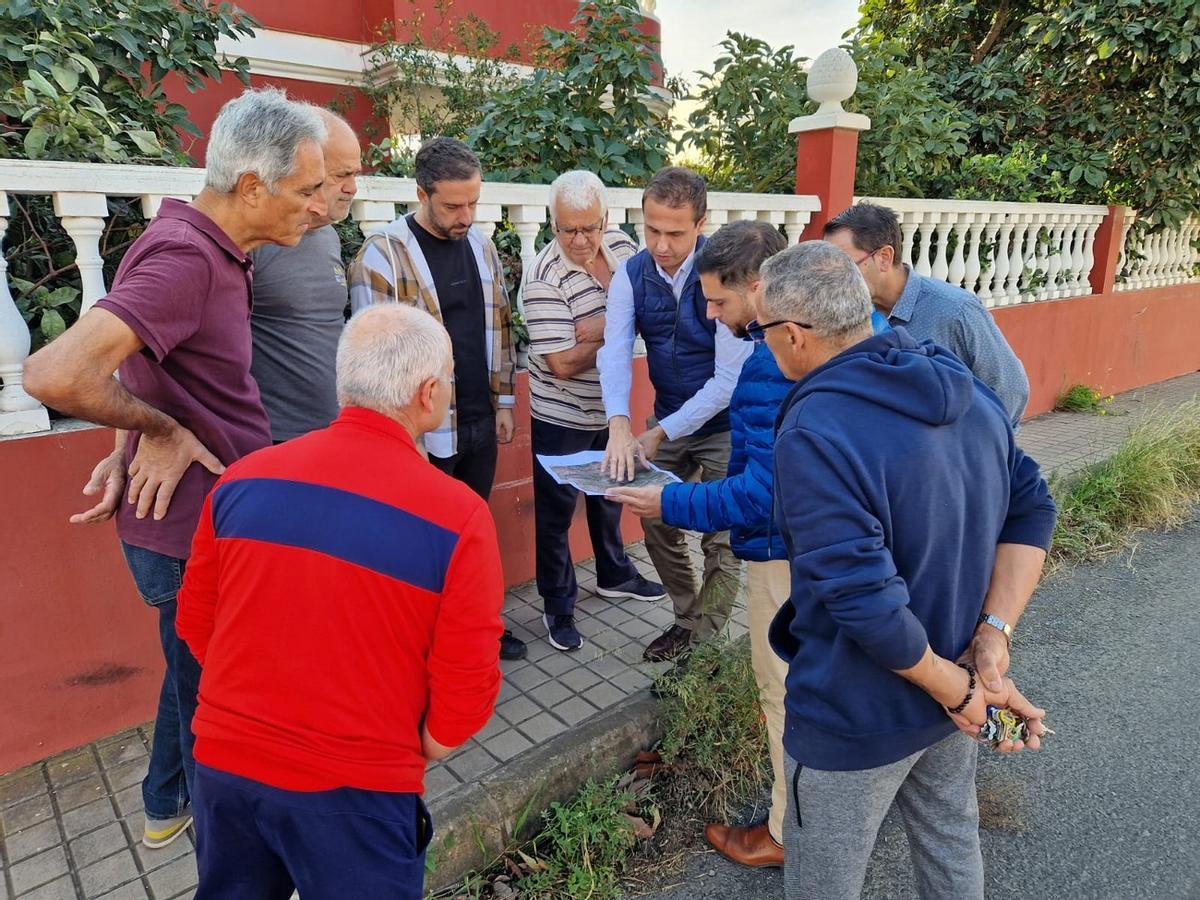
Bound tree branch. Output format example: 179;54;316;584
971;0;1010;65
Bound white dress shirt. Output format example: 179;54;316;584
597;248;752;441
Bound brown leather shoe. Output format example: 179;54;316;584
643;624;693;662
704;822;784;868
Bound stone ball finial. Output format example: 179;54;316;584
806;47;859;114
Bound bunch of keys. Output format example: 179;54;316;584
977;705;1054;749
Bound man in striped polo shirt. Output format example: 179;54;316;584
523;170;665;651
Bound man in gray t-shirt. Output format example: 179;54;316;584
250;110;363;441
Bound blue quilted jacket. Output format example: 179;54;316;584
660;312;890;561
660;341;790;561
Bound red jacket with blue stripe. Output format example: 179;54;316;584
176;407;504;794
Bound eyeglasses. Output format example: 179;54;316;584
851;248;881;267
745;318;812;343
555;221;605;239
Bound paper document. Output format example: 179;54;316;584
535;450;681;496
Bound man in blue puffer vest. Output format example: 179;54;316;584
610;221;888;869
598;168;752;663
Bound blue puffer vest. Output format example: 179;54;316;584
627;240;730;437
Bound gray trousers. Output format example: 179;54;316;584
783;732;984;900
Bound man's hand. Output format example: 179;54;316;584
496;408;515;444
127;425;224;521
637;425;666;461
603;416;644;482
949;676;1048;753
959;624;1010;693
574;313;606;344
606;484;664;519
70;451;127;525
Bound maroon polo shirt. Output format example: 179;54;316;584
95;199;271;560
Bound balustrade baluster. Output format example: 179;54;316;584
914;213;936;277
1004;214;1029;303
931;217;953;283
991;218;1013;303
962;218;984;295
53;192;109;314
0;191;52;435
976;220;1001;306
899;212;920;269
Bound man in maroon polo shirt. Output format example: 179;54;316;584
24;87;328;850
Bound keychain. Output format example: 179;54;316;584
977;705;1054;748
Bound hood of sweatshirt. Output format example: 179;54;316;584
777;326;977;429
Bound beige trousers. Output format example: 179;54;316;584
746;558;791;843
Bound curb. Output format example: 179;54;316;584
425;690;661;892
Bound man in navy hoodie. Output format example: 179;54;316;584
757;241;1056;900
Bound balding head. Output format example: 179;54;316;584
311;108;362;226
336;305;453;430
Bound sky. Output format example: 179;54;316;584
653;0;861;129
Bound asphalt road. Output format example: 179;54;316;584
632;517;1200;900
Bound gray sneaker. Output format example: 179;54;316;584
143;806;193;849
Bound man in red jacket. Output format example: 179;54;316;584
177;303;504;900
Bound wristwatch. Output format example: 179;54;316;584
978;613;1014;646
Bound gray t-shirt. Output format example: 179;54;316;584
249;225;347;441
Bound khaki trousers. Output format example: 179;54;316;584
746;559;791;843
641;429;741;640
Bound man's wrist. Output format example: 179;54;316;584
977;613;1014;646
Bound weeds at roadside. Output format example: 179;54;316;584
1050;401;1200;566
1054;383;1114;414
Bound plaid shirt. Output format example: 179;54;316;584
348;217;516;458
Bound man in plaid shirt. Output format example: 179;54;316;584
348;137;525;661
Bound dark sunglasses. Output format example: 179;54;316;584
745;318;812;343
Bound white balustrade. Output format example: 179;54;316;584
1116;214;1200;291
0;160;822;435
855;196;1110;307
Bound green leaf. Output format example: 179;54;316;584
126;129;162;155
25;69;58;98
50;62;78;92
1097;39;1114;60
44;286;79;308
23;124;49;158
40;309;66;341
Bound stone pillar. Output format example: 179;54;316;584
1088;205;1131;296
790;47;871;242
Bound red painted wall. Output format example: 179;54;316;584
0;364;653;773
163;74;384;165
993;284;1200;417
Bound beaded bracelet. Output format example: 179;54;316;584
948;662;976;714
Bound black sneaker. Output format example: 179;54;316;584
597;574;667;602
543;613;584;652
500;629;527;660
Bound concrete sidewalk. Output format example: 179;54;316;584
2;372;1197;900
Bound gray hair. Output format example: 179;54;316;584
759;241;874;341
549;170;608;224
336;305;453;413
204;88;327;193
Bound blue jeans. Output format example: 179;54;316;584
121;541;202;820
194;764;432;900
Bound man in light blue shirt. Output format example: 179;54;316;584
824;203;1030;427
598;167;752;662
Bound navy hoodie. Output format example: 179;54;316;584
769;327;1056;771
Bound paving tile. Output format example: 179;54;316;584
516;711;568;745
445;747;499;783
522;636;557;663
486;729;534;763
68;823;127;871
77;847;139;898
16;875;77;900
592;606;634;627
589;630;626;651
585;652;630;679
96;741;146;772
609;668;653;693
132;825;194;873
46;753;101;791
0;767;48;808
503;663;551;693
61;800;119;840
10;845;70;895
423;764;462;803
559;667;601;693
494;695;540;727
103;761;147;794
550;697;598;727
95;881;149;900
616;616;659;641
51;776;107;815
5;818;62;864
533;652;577;678
494;680;521;705
2;793;55;833
472;714;510;743
532;680;572;709
143;854;196;899
584;681;628;711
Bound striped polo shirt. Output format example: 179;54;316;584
523;230;638;430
